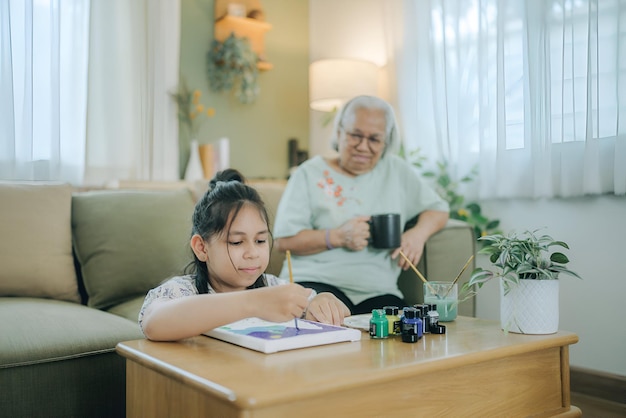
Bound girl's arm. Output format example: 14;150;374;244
142;284;312;341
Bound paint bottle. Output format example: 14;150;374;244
369;309;389;339
414;304;430;333
401;307;422;343
383;306;401;336
427;304;440;334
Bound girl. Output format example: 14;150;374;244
139;169;350;341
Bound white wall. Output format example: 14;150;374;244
309;0;390;159
310;0;626;377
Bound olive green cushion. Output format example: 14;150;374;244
0;297;143;368
106;295;146;322
72;189;195;310
0;297;143;417
0;182;80;303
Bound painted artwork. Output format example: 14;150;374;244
205;318;362;354
222;318;347;339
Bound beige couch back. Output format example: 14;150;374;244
107;179;288;276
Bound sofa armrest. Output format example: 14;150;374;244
398;219;476;317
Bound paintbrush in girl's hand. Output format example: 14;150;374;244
286;250;299;330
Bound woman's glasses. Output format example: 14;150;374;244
343;130;386;151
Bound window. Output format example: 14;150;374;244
393;0;626;197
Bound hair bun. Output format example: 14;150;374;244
209;168;246;189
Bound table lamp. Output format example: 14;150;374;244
309;58;379;112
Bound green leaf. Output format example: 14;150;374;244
550;240;570;249
473;214;488;224
466;202;481;215
486;220;500;229
450;195;464;208
550;252;570;264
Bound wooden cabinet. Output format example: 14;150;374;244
214;16;273;70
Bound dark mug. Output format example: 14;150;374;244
368;213;401;249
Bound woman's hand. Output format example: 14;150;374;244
337;215;371;251
391;210;449;270
305;293;351;326
252;284;312;323
391;227;427;271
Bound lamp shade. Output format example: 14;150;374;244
309;59;379;112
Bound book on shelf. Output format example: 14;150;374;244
204;317;362;354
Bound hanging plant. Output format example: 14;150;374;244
206;33;259;104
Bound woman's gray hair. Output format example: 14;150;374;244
329;95;400;156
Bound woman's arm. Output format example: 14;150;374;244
275;215;371;255
391;210;449;270
141;284;312;341
274;230;328;255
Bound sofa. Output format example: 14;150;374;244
0;179;475;418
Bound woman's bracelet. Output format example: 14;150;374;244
325;229;334;250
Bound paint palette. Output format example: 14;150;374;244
342;314;372;331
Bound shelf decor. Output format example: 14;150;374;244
206;33;259;104
208;1;272;103
214;15;272;69
170;78;216;139
170;78;216;179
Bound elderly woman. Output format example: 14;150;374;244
273;95;449;314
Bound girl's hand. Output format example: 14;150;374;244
305;293;351;326
253;284;312;323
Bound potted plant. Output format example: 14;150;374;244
206;33;259;104
461;229;581;334
170;78;216;180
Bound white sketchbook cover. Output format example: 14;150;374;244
204;318;362;354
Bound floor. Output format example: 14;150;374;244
571;392;626;417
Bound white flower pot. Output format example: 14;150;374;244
500;279;559;334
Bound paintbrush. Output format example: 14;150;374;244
286;250;299;330
399;250;436;294
443;254;475;298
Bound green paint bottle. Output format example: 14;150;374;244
369;309;389;339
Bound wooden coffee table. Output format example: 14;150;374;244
116;316;580;417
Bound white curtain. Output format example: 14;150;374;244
392;0;625;198
0;0;180;186
0;0;90;184
85;0;180;185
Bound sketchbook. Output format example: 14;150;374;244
204;318;362;354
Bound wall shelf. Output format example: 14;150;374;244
214;16;272;71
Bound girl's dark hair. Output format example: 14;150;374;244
187;168;271;293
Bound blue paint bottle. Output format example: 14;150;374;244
401;307;422;343
414;304;430;333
